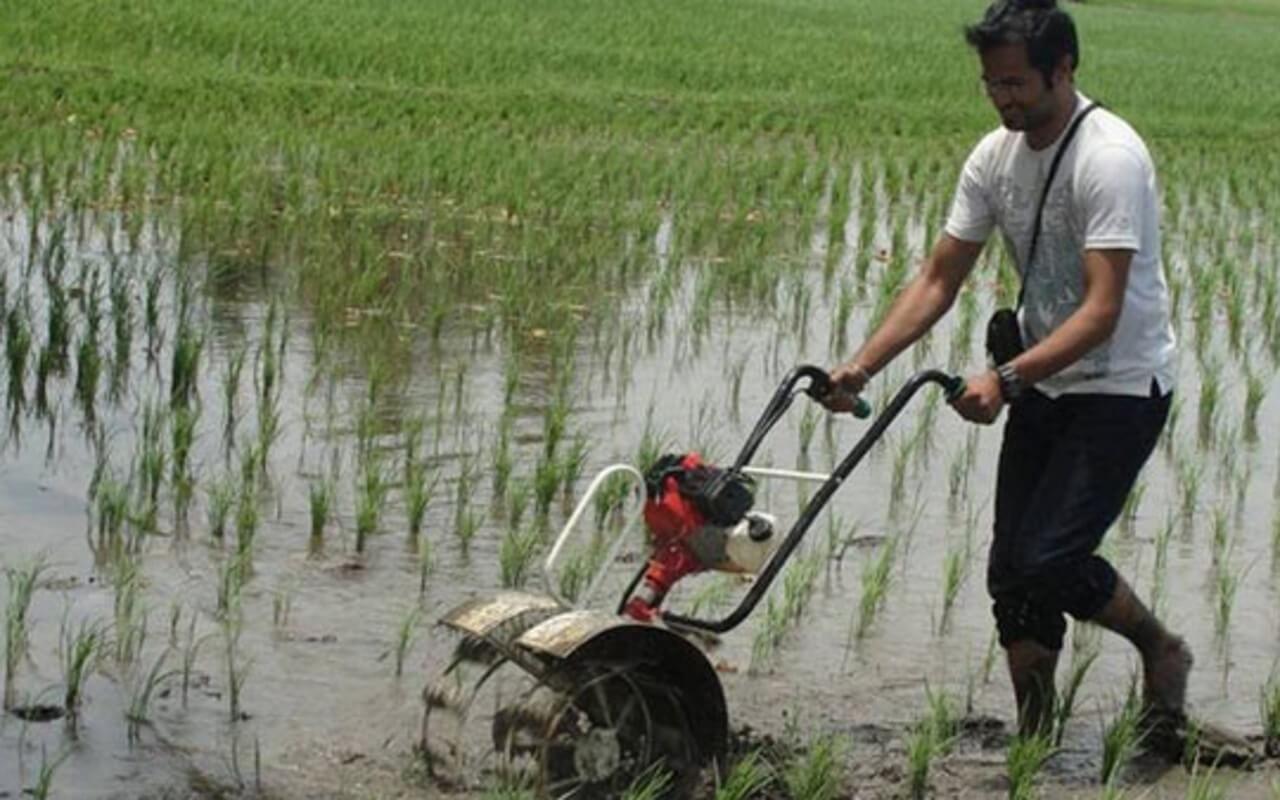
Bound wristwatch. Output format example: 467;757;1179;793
995;363;1025;402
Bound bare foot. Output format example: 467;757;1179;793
1143;636;1193;713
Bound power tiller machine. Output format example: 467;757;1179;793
420;366;963;798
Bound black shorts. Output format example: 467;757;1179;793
988;383;1170;650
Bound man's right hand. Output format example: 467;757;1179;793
821;361;871;413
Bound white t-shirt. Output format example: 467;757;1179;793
945;92;1176;398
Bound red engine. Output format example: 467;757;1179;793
624;453;715;623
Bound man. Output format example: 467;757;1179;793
823;0;1191;738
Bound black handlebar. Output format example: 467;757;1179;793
657;368;964;634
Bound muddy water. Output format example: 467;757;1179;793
2;188;1279;799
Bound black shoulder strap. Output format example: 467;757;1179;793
1017;101;1102;310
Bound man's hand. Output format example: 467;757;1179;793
821;361;871;413
950;369;1005;424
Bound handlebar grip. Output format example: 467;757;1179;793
803;368;873;418
941;374;966;402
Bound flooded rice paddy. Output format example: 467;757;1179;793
3;157;1280;799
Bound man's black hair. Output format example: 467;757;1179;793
965;0;1080;86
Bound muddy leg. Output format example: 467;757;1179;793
1088;575;1192;716
1006;639;1059;738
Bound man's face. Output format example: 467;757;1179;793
979;43;1057;132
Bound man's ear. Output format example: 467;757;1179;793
1054;55;1074;87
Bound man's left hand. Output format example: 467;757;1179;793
950;369;1005;424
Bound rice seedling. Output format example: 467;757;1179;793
1197;358;1221;447
308;476;333;542
491;417;513;497
634;413;670;476
782;732;845;800
938;537;970;634
543;391;571;461
1210;506;1230;565
207;477;235;540
234;481;260;560
222;343;248;440
798;405;819;457
1185;761;1230;800
255;392;283;477
169;324;203;410
417;534;435;597
924;684;960;754
1099;688;1145;787
751;550;822;671
29;743;71;800
33;346;54;417
3;558;48;710
855;536;897;638
621;763;673;800
728;355;748;423
137;402;167;532
216;551;247;620
126;649;177;742
1005;731;1054;800
180;613;209;708
592;471;636;528
271;589;292;630
143;269;163;359
60;616;103;734
355;457;389;553
171;405;199;523
714;750;773;800
95;474;130;548
506;476;532;530
533;455;562;518
392;604;424;678
222;613;251;723
112;556;148;665
904;718;938;800
7;307;33;408
1212;555;1246;641
888;436;915;517
560;434;589;498
1261;672;1280;757
1244;365;1267;443
1178;456;1203;524
499;524;542;589
1053;627;1100;746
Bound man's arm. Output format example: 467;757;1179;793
951;248;1132;423
824;234;984;411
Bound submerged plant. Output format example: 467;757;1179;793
126;649;177;742
1099;689;1146;787
1005;732;1054;800
856;536;897;638
4;558;48;709
404;462;436;540
714;750;773;800
782;733;845;800
393;605;423;678
308;476;333;541
1053;631;1100;746
499;524;542;589
30;744;71;800
905;718;937;800
355;458;389;552
60;617;103;733
1260;673;1280;757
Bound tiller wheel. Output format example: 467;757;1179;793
422;367;965;799
420;594;725;798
